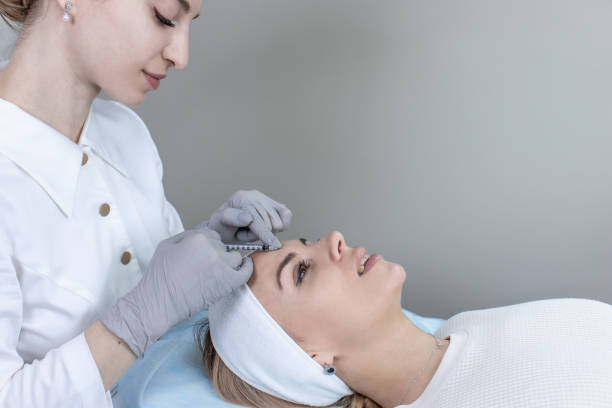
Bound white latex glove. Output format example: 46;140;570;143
202;189;293;250
99;226;252;358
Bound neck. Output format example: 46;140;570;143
337;311;449;408
0;15;99;143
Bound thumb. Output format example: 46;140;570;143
233;256;253;286
238;210;253;225
221;249;244;269
221;208;253;227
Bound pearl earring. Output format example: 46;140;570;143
62;1;73;22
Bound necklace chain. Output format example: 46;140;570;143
398;333;445;405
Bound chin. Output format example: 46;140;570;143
387;262;406;288
390;265;406;309
376;261;406;300
103;86;146;107
380;264;406;314
118;92;146;107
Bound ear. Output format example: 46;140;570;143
309;351;335;367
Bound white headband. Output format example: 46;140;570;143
208;284;353;405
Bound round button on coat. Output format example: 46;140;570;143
99;203;110;217
81;152;88;166
121;251;131;265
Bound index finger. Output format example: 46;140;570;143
245;206;282;250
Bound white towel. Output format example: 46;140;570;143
208;284;352;405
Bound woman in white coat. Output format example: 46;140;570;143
0;0;292;407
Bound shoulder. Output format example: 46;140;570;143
438;298;612;336
449;298;611;319
0;154;34;204
90;98;164;178
91;98;160;156
0;157;21;251
91;98;147;130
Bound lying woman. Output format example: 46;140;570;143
196;231;612;408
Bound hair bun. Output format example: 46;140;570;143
0;0;33;25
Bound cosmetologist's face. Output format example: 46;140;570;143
248;231;406;356
69;0;202;105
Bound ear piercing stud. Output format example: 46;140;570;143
323;364;336;375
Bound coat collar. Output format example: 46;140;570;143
0;97;128;218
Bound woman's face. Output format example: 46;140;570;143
69;0;201;105
248;231;406;357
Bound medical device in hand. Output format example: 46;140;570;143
224;243;271;252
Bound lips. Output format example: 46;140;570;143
143;71;166;90
145;71;167;80
354;247;383;277
362;253;381;275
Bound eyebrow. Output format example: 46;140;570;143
276;238;309;290
176;0;200;19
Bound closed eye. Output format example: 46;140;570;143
155;9;176;27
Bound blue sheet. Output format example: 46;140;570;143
116;309;447;407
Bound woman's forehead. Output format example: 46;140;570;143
255;239;305;258
249;240;307;283
252;239;303;265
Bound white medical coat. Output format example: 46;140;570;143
0;97;185;407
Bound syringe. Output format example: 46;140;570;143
224;243;270;252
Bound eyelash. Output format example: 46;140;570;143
296;260;311;286
155;9;176;28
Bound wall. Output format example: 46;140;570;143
3;0;612;318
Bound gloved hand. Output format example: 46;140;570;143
202;189;293;250
99;226;252;358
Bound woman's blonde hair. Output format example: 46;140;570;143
0;0;40;31
195;319;380;408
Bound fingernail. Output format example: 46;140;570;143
269;237;282;250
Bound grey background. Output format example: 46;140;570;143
3;0;612;319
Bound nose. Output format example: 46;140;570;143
162;28;190;70
324;231;346;262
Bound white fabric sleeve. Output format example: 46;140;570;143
161;195;184;237
151;136;184;237
110;99;185;238
0;241;112;408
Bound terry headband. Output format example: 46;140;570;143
208;284;353;405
